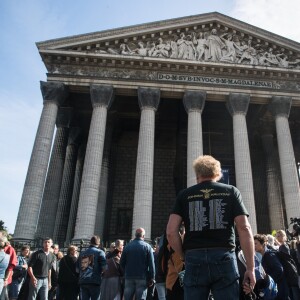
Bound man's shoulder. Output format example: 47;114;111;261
82;246;105;257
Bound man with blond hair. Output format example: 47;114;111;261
167;155;255;299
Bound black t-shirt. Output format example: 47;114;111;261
172;180;248;250
28;249;56;278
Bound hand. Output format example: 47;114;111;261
48;283;52;290
31;277;38;287
243;270;256;295
3;279;8;287
148;279;155;287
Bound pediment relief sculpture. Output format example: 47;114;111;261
91;28;300;69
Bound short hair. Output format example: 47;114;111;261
0;236;7;249
254;234;267;245
276;230;286;238
67;245;78;255
193;155;222;179
266;234;275;246
115;239;124;249
21;245;30;252
43;237;53;243
135;228;145;238
90;235;100;246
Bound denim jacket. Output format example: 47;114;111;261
120;238;155;280
0;251;10;279
78;246;107;285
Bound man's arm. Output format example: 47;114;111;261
27;266;37;287
166;214;184;261
235;215;256;290
48;268;52;290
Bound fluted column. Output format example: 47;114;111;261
73;85;114;241
261;132;285;230
14;81;68;240
35;107;73;238
53;127;81;245
227;93;257;233
183;90;206;187
269;96;300;223
65;143;86;244
131;87;160;240
94;115;115;237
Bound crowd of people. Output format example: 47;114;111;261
1;155;300;300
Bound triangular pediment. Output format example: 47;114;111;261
38;12;300;70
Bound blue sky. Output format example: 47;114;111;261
1;0;300;233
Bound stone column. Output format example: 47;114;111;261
65;143;86;245
183;90;206;187
35;107;73;239
131;87;160;240
14;81;68;240
261;132;285;230
269;96;300;223
227;93;257;233
73;85;114;241
53;127;81;245
94;115;115;237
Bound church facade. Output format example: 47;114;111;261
14;12;300;245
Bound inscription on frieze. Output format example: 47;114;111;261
158;73;273;88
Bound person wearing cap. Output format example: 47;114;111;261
120;228;155;300
166;155;255;300
0;236;10;295
0;231;17;300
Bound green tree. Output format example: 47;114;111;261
0;220;7;231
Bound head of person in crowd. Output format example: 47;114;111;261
275;230;287;245
115;239;124;253
21;245;30;257
90;235;101;247
254;234;267;255
43;237;53;252
81;256;92;271
0;235;7;250
57;251;64;260
109;242;116;252
135;228;146;240
52;244;59;255
67;245;78;258
193;155;222;182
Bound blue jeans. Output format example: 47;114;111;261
184;248;240;300
80;284;101;300
124;278;148;300
0;279;4;297
28;278;48;300
155;282;166;300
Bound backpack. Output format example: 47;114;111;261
275;250;299;287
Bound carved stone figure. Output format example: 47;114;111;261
219;33;240;63
177;33;188;59
192;32;207;61
151;38;170;58
170;35;179;59
206;29;226;62
132;41;148;56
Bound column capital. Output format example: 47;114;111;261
56;107;73;128
138;87;160;111
90;84;114;109
40;81;68;106
269;96;292;118
226;93;250;116
183;90;206;113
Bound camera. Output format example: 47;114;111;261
286;217;300;239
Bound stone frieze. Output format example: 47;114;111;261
48;65;300;91
94;29;300;69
